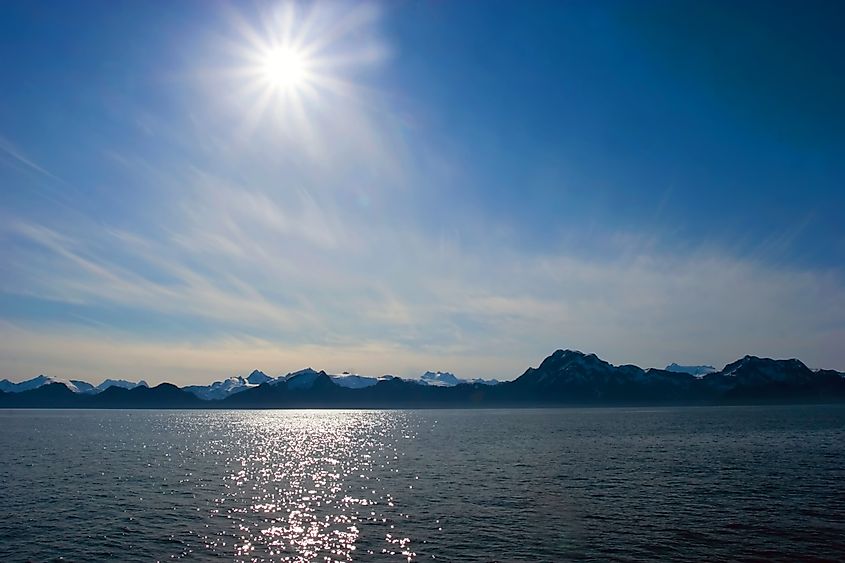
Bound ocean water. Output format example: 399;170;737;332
0;406;843;562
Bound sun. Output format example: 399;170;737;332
261;47;309;91
220;1;388;135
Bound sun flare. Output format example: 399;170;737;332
261;47;308;91
223;2;388;137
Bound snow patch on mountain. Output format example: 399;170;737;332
246;370;273;385
96;379;149;392
420;371;461;386
469;377;500;386
0;375;104;393
0;375;54;393
665;363;716;378
185;377;257;400
331;373;378;389
70;380;97;394
284;368;323;389
418;371;499;387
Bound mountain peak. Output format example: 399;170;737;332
515;349;646;392
418;371;499;387
285;369;329;390
543;349;609;370
725;355;807;370
3;349;843;408
551;349;584;357
246;370;272;385
420;371;461;386
286;368;319;377
96;379;147;392
720;355;812;383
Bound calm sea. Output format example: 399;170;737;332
0;406;843;562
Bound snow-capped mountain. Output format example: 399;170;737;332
70;380;97;394
665;363;717;377
184;368;387;396
246;370;273;385
184;376;257;400
0;375;55;393
469;377;500;385
271;368;387;390
419;371;499;387
96;379;149;392
283;368;324;389
4;351;842;409
331;373;379;389
420;371;462;386
0;376;148;394
183;369;278;400
0;375;105;394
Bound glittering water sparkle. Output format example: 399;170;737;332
1;407;844;562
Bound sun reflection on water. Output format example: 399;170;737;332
194;410;416;561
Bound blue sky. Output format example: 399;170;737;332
1;0;843;384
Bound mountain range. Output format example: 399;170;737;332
1;350;843;408
0;375;148;394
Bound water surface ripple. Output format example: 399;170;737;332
0;406;843;561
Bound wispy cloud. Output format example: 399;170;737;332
3;203;844;383
0;136;63;182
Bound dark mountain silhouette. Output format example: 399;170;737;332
224;371;347;407
87;383;204;408
505;350;702;404
1;350;843;408
0;382;81;408
709;355;845;402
